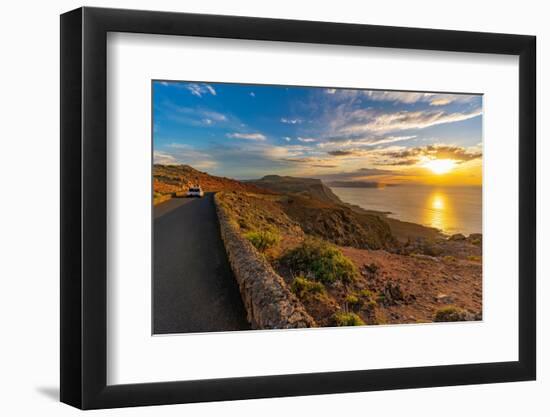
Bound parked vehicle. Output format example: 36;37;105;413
186;186;204;198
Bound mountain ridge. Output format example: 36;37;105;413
246;174;344;205
153;164;271;196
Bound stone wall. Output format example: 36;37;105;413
214;194;316;329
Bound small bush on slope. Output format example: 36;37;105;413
244;230;280;253
333;312;365;326
282;238;358;284
434;306;469;322
291;276;325;298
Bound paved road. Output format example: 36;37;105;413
153;193;250;334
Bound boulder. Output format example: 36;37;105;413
436;293;455;304
381;281;404;305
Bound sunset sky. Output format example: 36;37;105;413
153;81;482;185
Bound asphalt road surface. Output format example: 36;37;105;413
153;193;250;334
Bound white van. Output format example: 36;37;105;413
186;186;204;198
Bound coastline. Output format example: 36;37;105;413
349;202;444;242
330;187;454;242
153;165;483;328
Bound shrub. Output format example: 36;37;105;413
434;306;468;322
333;312;365;327
345;294;363;311
364;262;379;275
291;276;325;298
359;289;375;299
345;294;360;304
358;289;377;307
283;238;358;284
244;229;280;252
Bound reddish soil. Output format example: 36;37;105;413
340;247;482;324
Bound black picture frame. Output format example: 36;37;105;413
60;6;536;410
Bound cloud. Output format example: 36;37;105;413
319;167;400;182
160;141;309;174
318;135;416;149
366;91;435;104
227;132;267;141
429;97;453;106
285;144;313;153
205;85;216;95
327;88;478;106
156;141;312;179
184;83;217;97
325;148;376;158
162;102;229;127
282;157;318;163
154;81;482;181
201;110;227;122
153;150;178;165
154;145;217;170
368;135;417;146
322;142;482;168
356;167;397;175
364;91;477;106
327;150;355;156
423;145;482;161
341;108;482;135
385;158;418;166
281;157;340;168
381;144;482;166
281;118;302;124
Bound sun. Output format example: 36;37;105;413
424;159;456;175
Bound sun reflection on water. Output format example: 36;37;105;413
432;195;444;210
424;191;456;233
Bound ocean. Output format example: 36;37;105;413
331;184;482;236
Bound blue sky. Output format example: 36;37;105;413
153;81;482;184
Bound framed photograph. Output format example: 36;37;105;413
60;7;536;409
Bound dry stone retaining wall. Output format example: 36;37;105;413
214;194;316;329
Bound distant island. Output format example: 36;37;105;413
326;181;398;188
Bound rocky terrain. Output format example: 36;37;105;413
340;245;482;325
279;194;395;250
153;164;271;204
155;165;482;327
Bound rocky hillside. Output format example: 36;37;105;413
279;194;396;250
247;175;343;205
154;164;270;196
155;167;396;250
219;191;396;252
246;175;396;249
